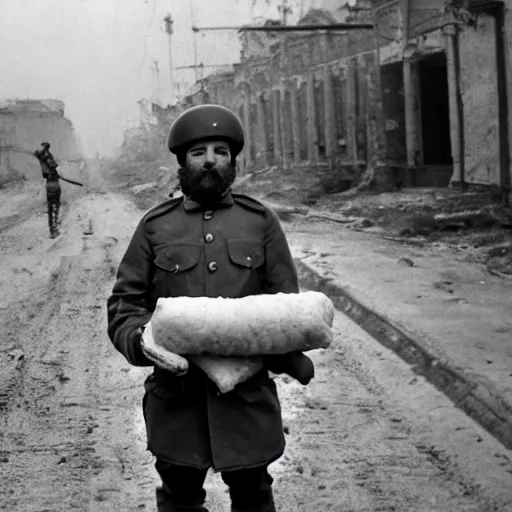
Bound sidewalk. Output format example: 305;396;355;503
286;221;512;450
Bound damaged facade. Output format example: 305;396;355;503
376;0;510;195
0;99;82;184
141;0;512;198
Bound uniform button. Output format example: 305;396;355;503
205;233;214;243
208;261;219;272
204;210;213;220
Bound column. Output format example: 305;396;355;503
323;65;335;167
290;80;301;165
306;71;318;165
272;88;282;164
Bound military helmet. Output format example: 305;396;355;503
167;104;245;158
41;142;51;148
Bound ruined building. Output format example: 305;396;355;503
147;0;512;199
0;99;82;185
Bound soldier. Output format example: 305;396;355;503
107;104;314;512
34;142;61;238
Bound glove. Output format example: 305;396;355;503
264;351;314;385
140;323;189;376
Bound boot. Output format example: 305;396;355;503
223;467;276;512
156;486;209;512
230;492;276;512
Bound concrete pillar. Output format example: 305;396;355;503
242;94;252;168
272;88;281;164
365;52;387;169
290;80;301;165
278;85;289;168
444;24;464;185
323;65;335;167
346;59;358;164
256;94;268;168
306;71;318;165
403;59;422;168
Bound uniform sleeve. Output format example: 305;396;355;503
262;206;299;294
107;218;156;366
262;207;306;372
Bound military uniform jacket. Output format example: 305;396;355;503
34;149;59;182
107;191;300;471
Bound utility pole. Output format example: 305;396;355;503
163;13;175;104
278;0;292;25
152;60;161;104
188;0;199;81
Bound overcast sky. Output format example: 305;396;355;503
0;0;317;156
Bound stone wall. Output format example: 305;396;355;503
229;7;385;181
457;14;500;186
0;100;82;184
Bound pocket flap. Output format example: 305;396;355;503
227;239;265;268
154;244;201;273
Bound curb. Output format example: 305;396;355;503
294;257;512;450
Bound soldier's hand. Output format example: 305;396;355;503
140;323;189;375
265;351;314;385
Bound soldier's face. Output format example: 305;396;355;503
179;139;236;204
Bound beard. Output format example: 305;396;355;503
178;162;237;206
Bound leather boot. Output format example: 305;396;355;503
156;485;209;512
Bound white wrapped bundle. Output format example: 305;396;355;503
141;325;189;375
142;324;262;393
150;291;335;357
188;355;264;394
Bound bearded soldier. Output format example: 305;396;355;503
107;104;314;512
34;142;61;238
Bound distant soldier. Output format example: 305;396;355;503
34;142;61;238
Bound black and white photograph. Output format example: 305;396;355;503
1;0;511;510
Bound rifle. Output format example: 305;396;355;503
56;172;83;187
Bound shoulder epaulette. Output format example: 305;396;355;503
143;196;184;222
232;193;266;213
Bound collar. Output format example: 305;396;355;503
182;189;234;212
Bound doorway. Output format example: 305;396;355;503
419;53;452;167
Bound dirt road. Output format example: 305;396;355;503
1;164;512;511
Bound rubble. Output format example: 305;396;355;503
434;209;496;228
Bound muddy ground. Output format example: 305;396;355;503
1;162;512;511
233;167;512;278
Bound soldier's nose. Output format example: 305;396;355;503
205;146;215;164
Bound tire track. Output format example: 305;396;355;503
0;191;127;511
268;311;502;511
0;256;75;413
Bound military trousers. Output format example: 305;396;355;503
155;459;276;512
46;181;61;236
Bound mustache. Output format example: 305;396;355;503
202;162;218;172
199;165;221;179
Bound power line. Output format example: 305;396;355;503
188;0;199;81
147;0;158;28
192;23;374;32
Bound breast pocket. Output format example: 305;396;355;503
153;244;201;297
226;239;265;295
